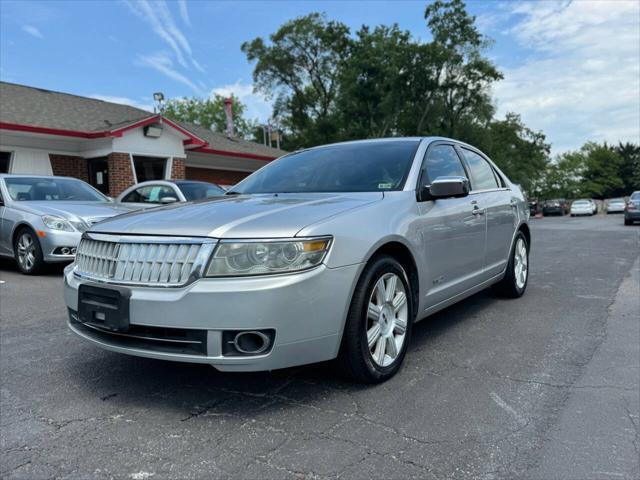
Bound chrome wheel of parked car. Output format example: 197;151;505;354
14;228;44;274
338;255;414;383
514;238;528;289
367;273;408;367
492;231;529;298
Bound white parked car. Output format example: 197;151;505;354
115;180;225;210
606;198;626;214
570;199;594;216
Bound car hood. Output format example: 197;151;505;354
90;192;384;238
14;201;134;221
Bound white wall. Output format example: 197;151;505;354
0;146;53;175
113;126;185;158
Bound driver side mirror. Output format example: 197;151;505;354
417;176;470;201
160;196;178;204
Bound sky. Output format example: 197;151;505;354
0;0;638;156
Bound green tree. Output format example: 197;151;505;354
336;25;414;139
241;13;350;148
412;0;502;137
614;142;640;194
540;150;586;200
469;113;550;194
580;143;624;199
163;94;256;138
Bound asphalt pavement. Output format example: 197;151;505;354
1;214;638;479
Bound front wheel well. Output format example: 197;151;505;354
368;242;419;317
11;223;34;248
518;223;531;250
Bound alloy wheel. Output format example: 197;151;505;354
514;238;528;289
366;273;408;367
17;233;36;271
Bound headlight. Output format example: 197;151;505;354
42;215;74;232
205;237;332;277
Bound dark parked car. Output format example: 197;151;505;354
542;199;565;216
625;191;640;225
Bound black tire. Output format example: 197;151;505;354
13;227;44;275
492;231;529;298
625;218;632;226
337;255;414;384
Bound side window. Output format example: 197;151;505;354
126;185;176;203
423;144;468;184
461;149;499;191
122;189;141;203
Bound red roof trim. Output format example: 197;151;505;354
0;119;278;160
192;146;278;161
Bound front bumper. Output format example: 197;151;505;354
625;210;640;221
41;230;82;262
571;208;592;215
64;263;361;371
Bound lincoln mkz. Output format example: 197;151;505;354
64;138;530;383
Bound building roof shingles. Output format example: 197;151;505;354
0;81;286;158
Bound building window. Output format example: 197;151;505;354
133;156;167;182
0;151;12;173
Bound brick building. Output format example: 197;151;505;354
0;82;286;195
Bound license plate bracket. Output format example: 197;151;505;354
78;284;131;332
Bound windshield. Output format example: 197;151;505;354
630;192;640;200
609;199;625;204
573;200;589;206
4;177;107;202
178;182;226;201
232;140;420;194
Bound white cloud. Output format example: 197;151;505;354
210;81;273;122
123;0;201;71
89;94;153;112
136;52;203;94
494;0;640;155
177;0;191;27
21;25;43;39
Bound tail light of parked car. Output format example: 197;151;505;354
627;201;637;211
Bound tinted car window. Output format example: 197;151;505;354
461;149;499;191
233;141;419;194
178;182;225;201
423;145;467;184
631;192;640;201
122;185;176;204
5;177;106;201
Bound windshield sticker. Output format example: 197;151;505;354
378;183;393;190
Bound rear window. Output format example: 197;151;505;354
178;182;225;201
573;201;589;205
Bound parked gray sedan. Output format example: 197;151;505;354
0;175;131;274
64;138;530;383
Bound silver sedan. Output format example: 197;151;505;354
64;137;530;383
0;175;131;274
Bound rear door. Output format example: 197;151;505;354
416;142;487;308
458;147;516;278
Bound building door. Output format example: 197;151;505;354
87;157;109;194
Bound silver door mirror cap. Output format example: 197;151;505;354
428;176;470;199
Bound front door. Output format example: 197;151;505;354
416;143;487;309
458;147;516;278
87;157;109;195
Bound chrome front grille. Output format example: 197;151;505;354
74;234;216;286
